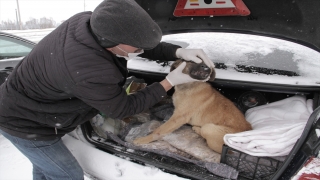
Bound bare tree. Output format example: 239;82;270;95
0;20;17;30
0;17;57;30
25;18;40;29
39;17;56;29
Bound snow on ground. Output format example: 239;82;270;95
0;134;33;180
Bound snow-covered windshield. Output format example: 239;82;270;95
128;32;320;86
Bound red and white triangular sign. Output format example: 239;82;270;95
173;0;250;17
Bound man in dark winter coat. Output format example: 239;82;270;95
0;0;214;179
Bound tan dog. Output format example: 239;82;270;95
133;59;252;153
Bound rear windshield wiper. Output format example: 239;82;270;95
214;63;299;77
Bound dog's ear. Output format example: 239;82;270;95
170;59;184;72
208;68;216;82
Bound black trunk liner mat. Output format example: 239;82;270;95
105;132;238;179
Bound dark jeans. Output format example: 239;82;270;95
0;129;84;180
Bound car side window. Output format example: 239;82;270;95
0;35;33;60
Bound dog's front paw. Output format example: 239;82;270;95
133;136;153;145
192;126;201;135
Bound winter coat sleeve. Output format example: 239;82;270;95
139;42;181;62
73;75;167;120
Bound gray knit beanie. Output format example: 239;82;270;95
90;0;162;49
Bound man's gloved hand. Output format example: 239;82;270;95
166;62;203;86
176;48;215;68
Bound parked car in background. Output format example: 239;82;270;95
1;0;320;179
0;32;35;83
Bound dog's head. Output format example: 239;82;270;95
170;59;216;82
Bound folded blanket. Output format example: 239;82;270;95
224;95;313;156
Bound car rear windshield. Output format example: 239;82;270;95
128;32;320;86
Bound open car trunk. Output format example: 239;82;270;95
80;0;320;175
79;0;320;177
81;70;320;180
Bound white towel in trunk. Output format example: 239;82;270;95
223;95;313;156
